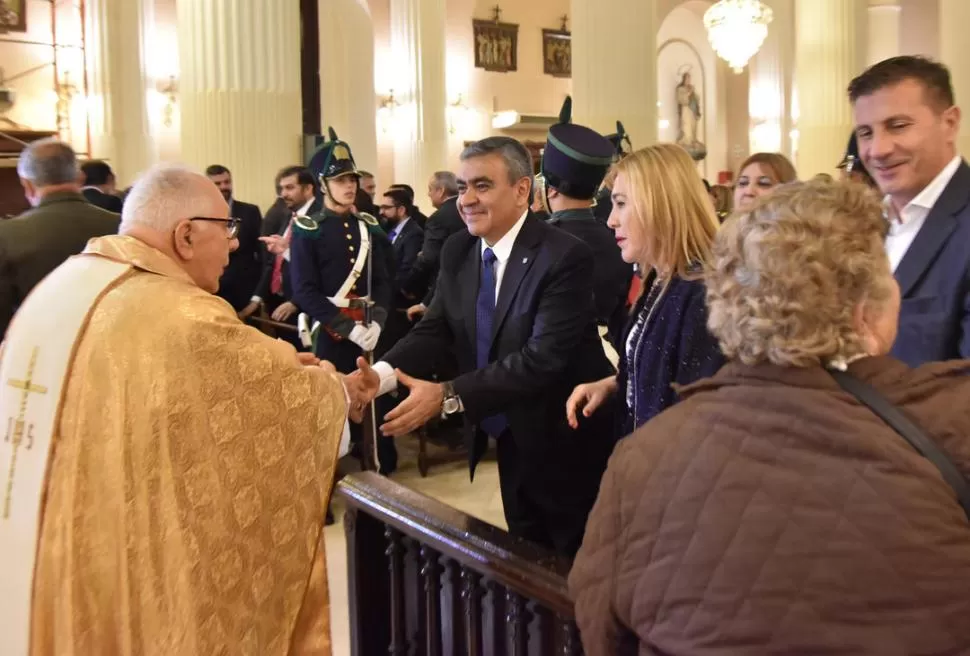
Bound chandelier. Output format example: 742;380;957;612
703;0;773;74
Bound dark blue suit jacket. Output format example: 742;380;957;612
892;160;970;367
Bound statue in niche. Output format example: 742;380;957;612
676;68;707;161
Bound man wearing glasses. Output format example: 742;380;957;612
0;163;364;653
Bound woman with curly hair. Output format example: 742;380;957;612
565;143;725;436
569;179;970;655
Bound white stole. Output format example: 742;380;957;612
0;254;130;655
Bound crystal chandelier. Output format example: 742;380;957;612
703;0;773;74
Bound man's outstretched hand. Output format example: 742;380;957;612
343;356;381;421
380;370;442;437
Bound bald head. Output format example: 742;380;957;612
17;138;82;206
121;164;235;294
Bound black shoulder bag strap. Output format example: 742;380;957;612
830;369;970;520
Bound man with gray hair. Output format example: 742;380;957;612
402;170;465;318
353;136;618;556
0;163;360;653
0;138;119;336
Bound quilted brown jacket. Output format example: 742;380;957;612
569;356;970;655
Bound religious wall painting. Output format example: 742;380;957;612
0;0;27;33
473;18;518;73
542;29;571;78
675;64;707;161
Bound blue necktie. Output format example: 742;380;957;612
476;248;508;437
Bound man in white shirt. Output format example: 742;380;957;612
850;55;970;366
351;137;617;557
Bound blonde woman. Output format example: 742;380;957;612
733;151;797;209
566;144;725;435
570;180;970;654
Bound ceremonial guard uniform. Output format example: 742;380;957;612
535;98;633;347
290;130;392;374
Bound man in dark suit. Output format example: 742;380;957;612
377;187;424;353
205;164;264;314
402;171;465;319
850;55;970;365
355;137;617;556
250;166;320;347
79;160;124;213
387;183;428;229
535;97;633;347
1;139;120;336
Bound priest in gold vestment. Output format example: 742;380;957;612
0;165;351;655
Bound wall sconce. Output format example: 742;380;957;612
156;75;178;128
447;93;469;135
377;89;400;134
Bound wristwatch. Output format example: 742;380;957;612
441;381;463;417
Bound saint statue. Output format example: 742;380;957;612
675;71;707;161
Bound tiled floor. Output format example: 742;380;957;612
323;440;504;656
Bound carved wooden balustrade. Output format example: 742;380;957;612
338;472;583;655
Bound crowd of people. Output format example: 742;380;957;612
1;53;970;654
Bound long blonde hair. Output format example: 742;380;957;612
612;143;719;279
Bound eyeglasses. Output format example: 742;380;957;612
190;216;240;239
378;204;400;211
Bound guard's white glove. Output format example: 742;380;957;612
348;322;381;352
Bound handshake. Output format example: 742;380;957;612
297;352;381;423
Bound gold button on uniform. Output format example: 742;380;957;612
349;245;355;252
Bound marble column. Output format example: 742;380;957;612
748;0;795;159
177;0;302;209
940;0;970;155
389;0;448;193
84;0;157;186
571;0;657;146
867;0;901;66
794;0;867;177
319;0;378;175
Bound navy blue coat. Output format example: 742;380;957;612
290;208;392;361
891;160;970;367
616;271;725;437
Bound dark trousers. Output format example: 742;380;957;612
317;332;398;474
494;429;605;558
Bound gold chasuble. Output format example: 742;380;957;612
0;235;346;655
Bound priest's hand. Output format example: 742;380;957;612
380;370;442;437
296;352;321;366
272;301;298;322
345;356;381;405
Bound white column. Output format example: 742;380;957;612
794;0;867;177
748;0;795;158
176;0;302;209
390;0;448;193
84;0;157;186
867;1;901;66
940;0;970;156
572;0;657;146
319;0;379;175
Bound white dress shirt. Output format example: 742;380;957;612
885;155;961;272
372;209;530;395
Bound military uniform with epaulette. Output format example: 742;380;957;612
289;129;392;373
534;97;633;350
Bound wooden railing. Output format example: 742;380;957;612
338;472;583;655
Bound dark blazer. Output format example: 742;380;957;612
378;217;424;353
892;160;970;367
383;213;617;553
0;191;120;336
403;196;465;303
81;187;123;213
548;208;632;334
217;199;263;310
254;198;322;304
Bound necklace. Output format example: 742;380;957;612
626;274;671;424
